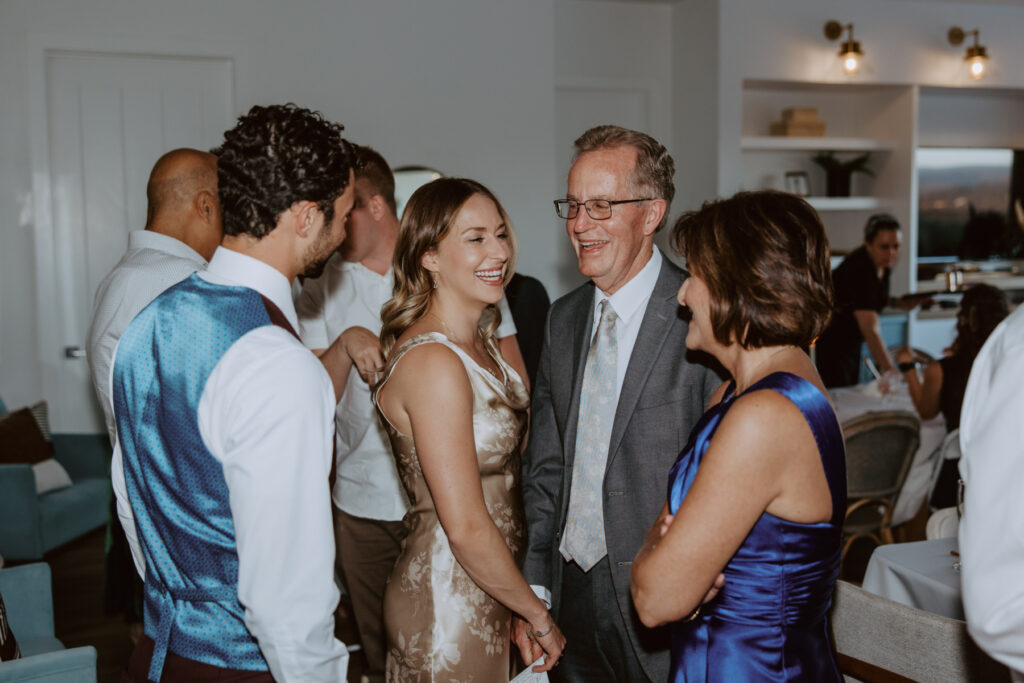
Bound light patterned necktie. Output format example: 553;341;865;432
560;299;618;571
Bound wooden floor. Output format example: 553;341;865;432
43;515;923;682
46;529;367;683
46;529;133;683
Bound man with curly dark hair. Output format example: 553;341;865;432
110;103;355;682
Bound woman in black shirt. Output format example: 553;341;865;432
895;283;1009;507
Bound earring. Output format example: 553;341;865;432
432;273;438;289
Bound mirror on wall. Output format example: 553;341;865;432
393;165;444;221
916;147;1024;282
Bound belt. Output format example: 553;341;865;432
146;576;237;682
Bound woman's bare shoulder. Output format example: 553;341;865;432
389;337;466;387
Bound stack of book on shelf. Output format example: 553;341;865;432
770;108;826;137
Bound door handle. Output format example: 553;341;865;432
64;346;87;359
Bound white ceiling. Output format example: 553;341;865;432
580;0;1024;5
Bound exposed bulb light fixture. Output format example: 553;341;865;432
824;20;863;76
948;26;989;80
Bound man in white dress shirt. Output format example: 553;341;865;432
297;145;522;682
111;104;354;683
88;147;222;447
296;145;405;683
959;303;1024;681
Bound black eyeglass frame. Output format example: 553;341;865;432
553;197;654;220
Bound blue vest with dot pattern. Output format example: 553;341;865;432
113;274;276;681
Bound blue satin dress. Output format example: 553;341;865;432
667;372;846;682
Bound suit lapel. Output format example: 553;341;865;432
606;258;682;468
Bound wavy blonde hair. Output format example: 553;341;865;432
380;177;517;355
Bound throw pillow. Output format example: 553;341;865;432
0;402;74;494
28;401;52;440
0;592;20;661
33;458;74;495
0;408;52;465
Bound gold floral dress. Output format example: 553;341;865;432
373;332;529;683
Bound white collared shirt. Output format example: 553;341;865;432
297;253;518;521
297;256;407;520
589;248;663;401
959;305;1024;680
111;247;349;682
88;230;207;447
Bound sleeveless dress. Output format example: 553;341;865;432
667;372;846;682
373;332;530;683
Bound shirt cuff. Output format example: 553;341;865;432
530;584;552;609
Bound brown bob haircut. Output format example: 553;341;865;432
671;190;834;349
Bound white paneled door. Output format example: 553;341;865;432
33;51;233;432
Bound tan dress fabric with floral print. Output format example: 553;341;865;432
373;332;529;683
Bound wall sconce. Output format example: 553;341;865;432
824;20;863;75
948;26;989;80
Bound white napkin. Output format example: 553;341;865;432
857;379;884;399
511;658;549;682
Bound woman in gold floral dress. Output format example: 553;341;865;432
373;178;565;682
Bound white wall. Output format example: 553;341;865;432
4;0;1023;410
555;0;675;268
672;0;721;216
0;0;558;408
718;0;1024;89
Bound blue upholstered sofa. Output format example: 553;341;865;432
0;398;110;561
0;562;98;682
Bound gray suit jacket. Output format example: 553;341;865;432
521;252;721;682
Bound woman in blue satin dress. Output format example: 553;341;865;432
631;190;846;682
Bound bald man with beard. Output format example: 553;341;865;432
86;148;222;638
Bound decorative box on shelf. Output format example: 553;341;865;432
769;107;826;137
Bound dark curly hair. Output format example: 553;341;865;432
213;103;355;239
672;190;834;349
950;283;1009;361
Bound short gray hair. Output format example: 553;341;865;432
573;125;675;231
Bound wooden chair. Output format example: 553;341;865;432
830;580;1010;682
841;411;920;557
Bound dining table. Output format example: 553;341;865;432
861;536;963;619
830;381;947;525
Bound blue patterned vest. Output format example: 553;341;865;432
113;274;290;681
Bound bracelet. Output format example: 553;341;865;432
898;361;918;373
532;624;554;638
681;605;702;623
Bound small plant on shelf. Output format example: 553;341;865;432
811;151;874;197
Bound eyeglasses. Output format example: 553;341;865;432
553;198;653;220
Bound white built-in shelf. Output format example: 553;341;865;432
741;136;896;152
916;273;1024;294
806;197;886;212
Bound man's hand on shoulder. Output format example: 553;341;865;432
339;326;385;386
315;325;384;400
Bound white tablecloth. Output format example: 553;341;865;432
861;537;963;619
831;383;946;525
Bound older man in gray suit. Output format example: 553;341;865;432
515;126;721;682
